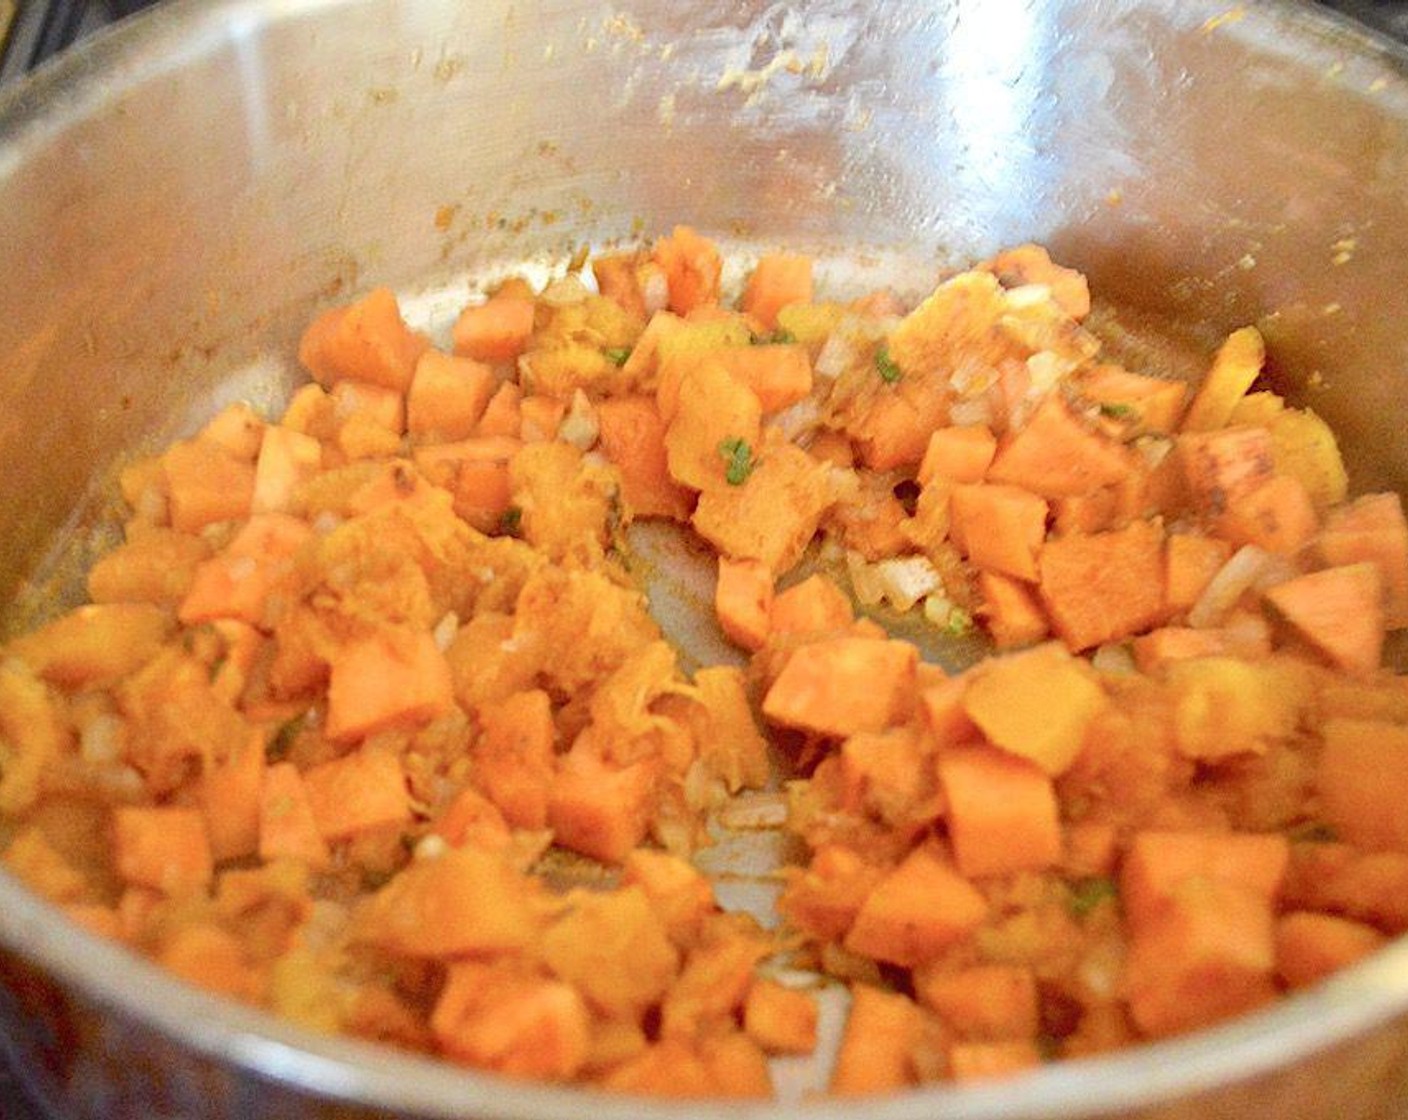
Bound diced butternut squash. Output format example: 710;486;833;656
595;395;693;521
1180;326;1264;433
472;689;555;830
356;846;547;957
252;424;322;515
769;573;854;637
961;642;1107;775
178;513;314;628
200;729;267;862
406;350;497;443
432;961;591;1080
691;439;834;573
547;746;656;864
663;360;763;492
162;438;257;533
452;294;536;364
975;570;1049;650
542;886;679;1018
743;979;819;1055
914;963;1039;1041
1164;532;1233;619
653;225;722;316
1077;363;1188;436
1165;656;1306;761
829;984;924;1096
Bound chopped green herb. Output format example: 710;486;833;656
717;437;756;486
944;606;974;637
875;344;902;383
1067;876;1119;917
604;346;632;367
499;505;524;536
1098;401;1137;420
767;328;797;345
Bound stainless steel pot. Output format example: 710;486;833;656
3;1;1408;1117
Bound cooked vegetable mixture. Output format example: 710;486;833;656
3;229;1408;1096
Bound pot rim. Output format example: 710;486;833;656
3;1;1408;1116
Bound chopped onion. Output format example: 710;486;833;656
1187;544;1272;629
80;715;122;765
846;551;943;612
1091;642;1136;675
814;334;856;381
948;396;994;428
640;263;669;316
539;273;591;306
432;611;459;652
558;388;599;450
769;396;821;443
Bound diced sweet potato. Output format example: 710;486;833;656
1037;519;1165;651
302;746;412;841
988;394;1139;499
1317;717;1408;853
829;984;925;1096
937;745;1061;879
948;483;1048;582
1275;910;1387;989
763;636;917;738
1119;829;1290;929
1263;563;1385;676
843;843;988;967
1121;876;1278;1038
299;286;429;392
112;806;214;895
743;979;819;1055
432;961;591;1081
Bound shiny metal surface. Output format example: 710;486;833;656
3;1;1408;1117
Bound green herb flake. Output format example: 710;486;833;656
1067;876;1119;917
945;606;974;637
1098;401;1137;420
768;328;797;345
875;344;903;383
717;437;756;486
604;346;632;367
499;505;524;536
